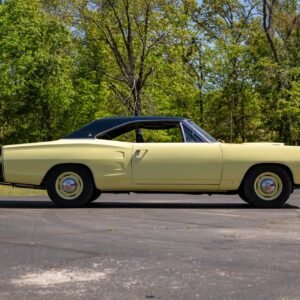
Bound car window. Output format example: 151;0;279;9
187;120;217;142
113;127;183;143
182;124;204;143
113;130;136;142
98;122;184;143
142;127;183;143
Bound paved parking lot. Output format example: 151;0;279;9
0;192;299;300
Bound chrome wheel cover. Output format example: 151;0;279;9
254;172;283;201
55;172;83;200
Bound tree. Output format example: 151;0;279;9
191;0;262;142
260;0;300;143
0;0;76;143
1;0;299;145
76;0;175;116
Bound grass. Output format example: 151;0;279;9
0;185;46;196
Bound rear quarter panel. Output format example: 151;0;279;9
2;139;133;190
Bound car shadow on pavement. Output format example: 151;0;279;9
0;199;298;209
88;202;299;209
0;200;56;208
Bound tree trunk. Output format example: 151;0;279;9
132;88;142;116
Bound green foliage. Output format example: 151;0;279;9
0;0;101;143
0;0;299;144
0;0;72;142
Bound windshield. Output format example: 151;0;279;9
187;121;217;143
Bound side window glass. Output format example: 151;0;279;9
113;130;136;142
142;127;183;143
183;125;203;143
98;122;184;143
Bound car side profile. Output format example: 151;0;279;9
0;116;299;208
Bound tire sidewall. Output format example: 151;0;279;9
238;188;252;204
87;189;101;203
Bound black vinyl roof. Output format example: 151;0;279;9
65;116;187;139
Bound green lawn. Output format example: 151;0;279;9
0;185;46;196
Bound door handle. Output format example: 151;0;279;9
135;149;148;159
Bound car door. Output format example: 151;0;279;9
132;142;223;187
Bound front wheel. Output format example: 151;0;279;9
242;165;292;208
238;188;252;205
47;165;95;208
87;189;101;203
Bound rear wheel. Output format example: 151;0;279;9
47;165;94;208
242;165;292;208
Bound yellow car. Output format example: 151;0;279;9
0;116;298;208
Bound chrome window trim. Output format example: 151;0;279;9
95;119;184;140
94;118;212;144
181;120;211;143
179;122;187;143
95;120;152;139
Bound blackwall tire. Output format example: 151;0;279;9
242;165;292;208
47;165;94;208
238;189;252;205
87;189;101;203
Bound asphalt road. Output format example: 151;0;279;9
0;192;299;300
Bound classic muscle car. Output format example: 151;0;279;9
0;116;299;208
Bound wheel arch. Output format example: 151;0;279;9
41;163;96;187
238;163;294;191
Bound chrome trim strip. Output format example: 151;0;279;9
179;122;187;143
181;120;211;143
